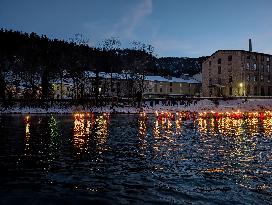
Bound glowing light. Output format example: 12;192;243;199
73;112;96;155
24;115;31;152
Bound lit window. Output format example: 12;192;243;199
260;75;264;81
247;75;250;81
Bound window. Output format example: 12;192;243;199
218;58;221;64
247;74;250;81
261;86;265;96
218;78;221;84
261;64;264;72
254;86;258;95
160;88;162;92
268;75;271;82
268;65;270;72
209;61;211;66
218;66;221;74
247;56;250;60
170;88;172;92
246;63;250;69
170;82;172;86
267;57;270;62
228;55;232;61
253;63;257;70
253;75;258;82
247;85;250;95
229;76;232;83
261;56;264;61
260;75;264;82
229;87;232;95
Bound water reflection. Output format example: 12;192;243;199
94;113;109;153
73;113;109;156
138;111;272;195
24;115;31;153
1;113;272;204
48;116;60;140
196;114;272;193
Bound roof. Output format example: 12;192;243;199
51;71;200;84
217;50;272;56
145;75;201;84
84;71;132;80
203;49;272;64
50;78;74;85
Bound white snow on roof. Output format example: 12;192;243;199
145;76;169;82
84;71;96;78
50;78;74;85
145;75;201;84
84;71;131;79
52;71;201;84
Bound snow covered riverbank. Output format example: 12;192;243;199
1;99;272;114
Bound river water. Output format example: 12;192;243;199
0;113;272;204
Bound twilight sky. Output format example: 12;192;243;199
1;0;272;57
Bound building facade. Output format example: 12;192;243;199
144;75;201;98
202;50;272;97
51;71;201;99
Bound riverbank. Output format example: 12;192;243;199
1;99;272;114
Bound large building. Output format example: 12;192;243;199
202;42;272;97
50;71;201;99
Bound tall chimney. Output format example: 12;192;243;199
249;39;252;52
